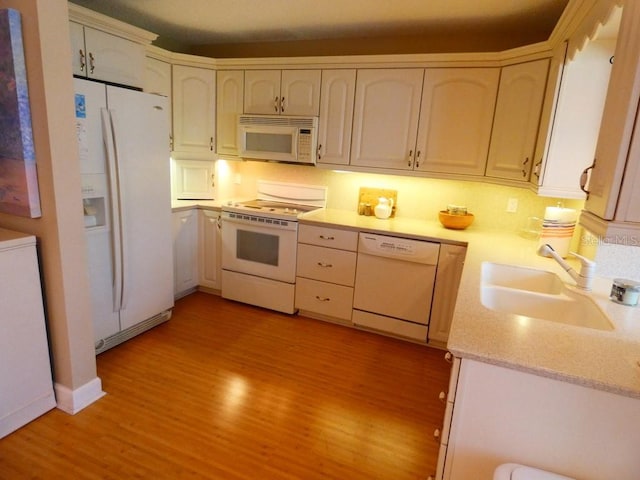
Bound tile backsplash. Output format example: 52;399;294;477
225;159;584;231
215;159;640;281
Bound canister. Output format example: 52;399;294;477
610;278;640;306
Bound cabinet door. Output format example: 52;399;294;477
485;59;549;181
216;70;244;156
585;1;640;221
350;69;424;170
244;70;281;114
317;69;356;165
83;27;145;88
198;210;221;290
173;159;215;200
416;68;499;175
172;65;216;159
69;22;86;77
281;70;321;115
173;210;199;297
144;57;172;143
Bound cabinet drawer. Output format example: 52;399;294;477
295;277;354;321
297;244;357;286
298;224;358;251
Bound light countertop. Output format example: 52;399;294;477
171;200;224;212
300;208;640;399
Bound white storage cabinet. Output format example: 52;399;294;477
295;224;359;322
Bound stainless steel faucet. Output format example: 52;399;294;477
537;243;596;291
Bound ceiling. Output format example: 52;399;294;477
69;0;571;56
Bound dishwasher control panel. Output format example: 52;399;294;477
359;233;440;264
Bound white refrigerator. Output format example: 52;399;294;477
74;78;174;354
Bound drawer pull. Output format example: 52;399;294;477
319;235;335;240
317;262;333;268
315;295;331;302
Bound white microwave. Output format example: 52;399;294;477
238;115;318;164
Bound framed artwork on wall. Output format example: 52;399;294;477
0;8;41;218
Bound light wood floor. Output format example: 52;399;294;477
0;292;451;479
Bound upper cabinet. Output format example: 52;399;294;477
172;65;216;160
583;2;640;227
244;70;321;115
216;70;244;157
144;57;172;146
317;69;356;166
350;69;424;170
69;21;145;88
416;68;499;176
485;59;550;182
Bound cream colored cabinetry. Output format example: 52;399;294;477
583;1;640;229
244;70;321;115
416;68;499;176
295;224;359;322
428;244;467;346
317;69;356;166
172;209;199;298
198;210;222;291
439;358;640;480
485;59;550;182
173;160;215;200
172;65;216;159
216;70;244;156
69;21;145;88
350;69;425;170
144;57;172;146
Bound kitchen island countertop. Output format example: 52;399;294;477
300;208;640;399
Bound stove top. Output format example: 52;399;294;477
223;199;321;220
222;180;328;221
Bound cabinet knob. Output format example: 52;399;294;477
79;49;86;72
317;144;322;161
408;150;413;167
415;150;421;168
280;96;285;113
580;159;596;198
274;96;279;113
88;52;95;74
317;262;333;268
319;235;335;240
433;428;441;440
439;391;446;402
315;295;331;302
444;352;453;363
521;157;530;178
210;137;214;151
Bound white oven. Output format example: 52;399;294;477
220;181;327;314
221;211;298;283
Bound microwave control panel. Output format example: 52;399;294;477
298;129;312;162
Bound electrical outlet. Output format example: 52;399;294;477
506;198;518;213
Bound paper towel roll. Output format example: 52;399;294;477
537;207;577;258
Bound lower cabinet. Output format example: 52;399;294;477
172;209;198;298
198;209;221;291
295;224;358;323
436;357;640;480
173;208;222;298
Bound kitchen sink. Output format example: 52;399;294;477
480;262;613;331
481;262;564;294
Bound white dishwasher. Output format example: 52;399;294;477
352;232;441;341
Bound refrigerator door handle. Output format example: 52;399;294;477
101;108;125;312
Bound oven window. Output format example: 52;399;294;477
246;132;292;154
236;229;279;266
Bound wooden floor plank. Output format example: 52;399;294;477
0;292;450;479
